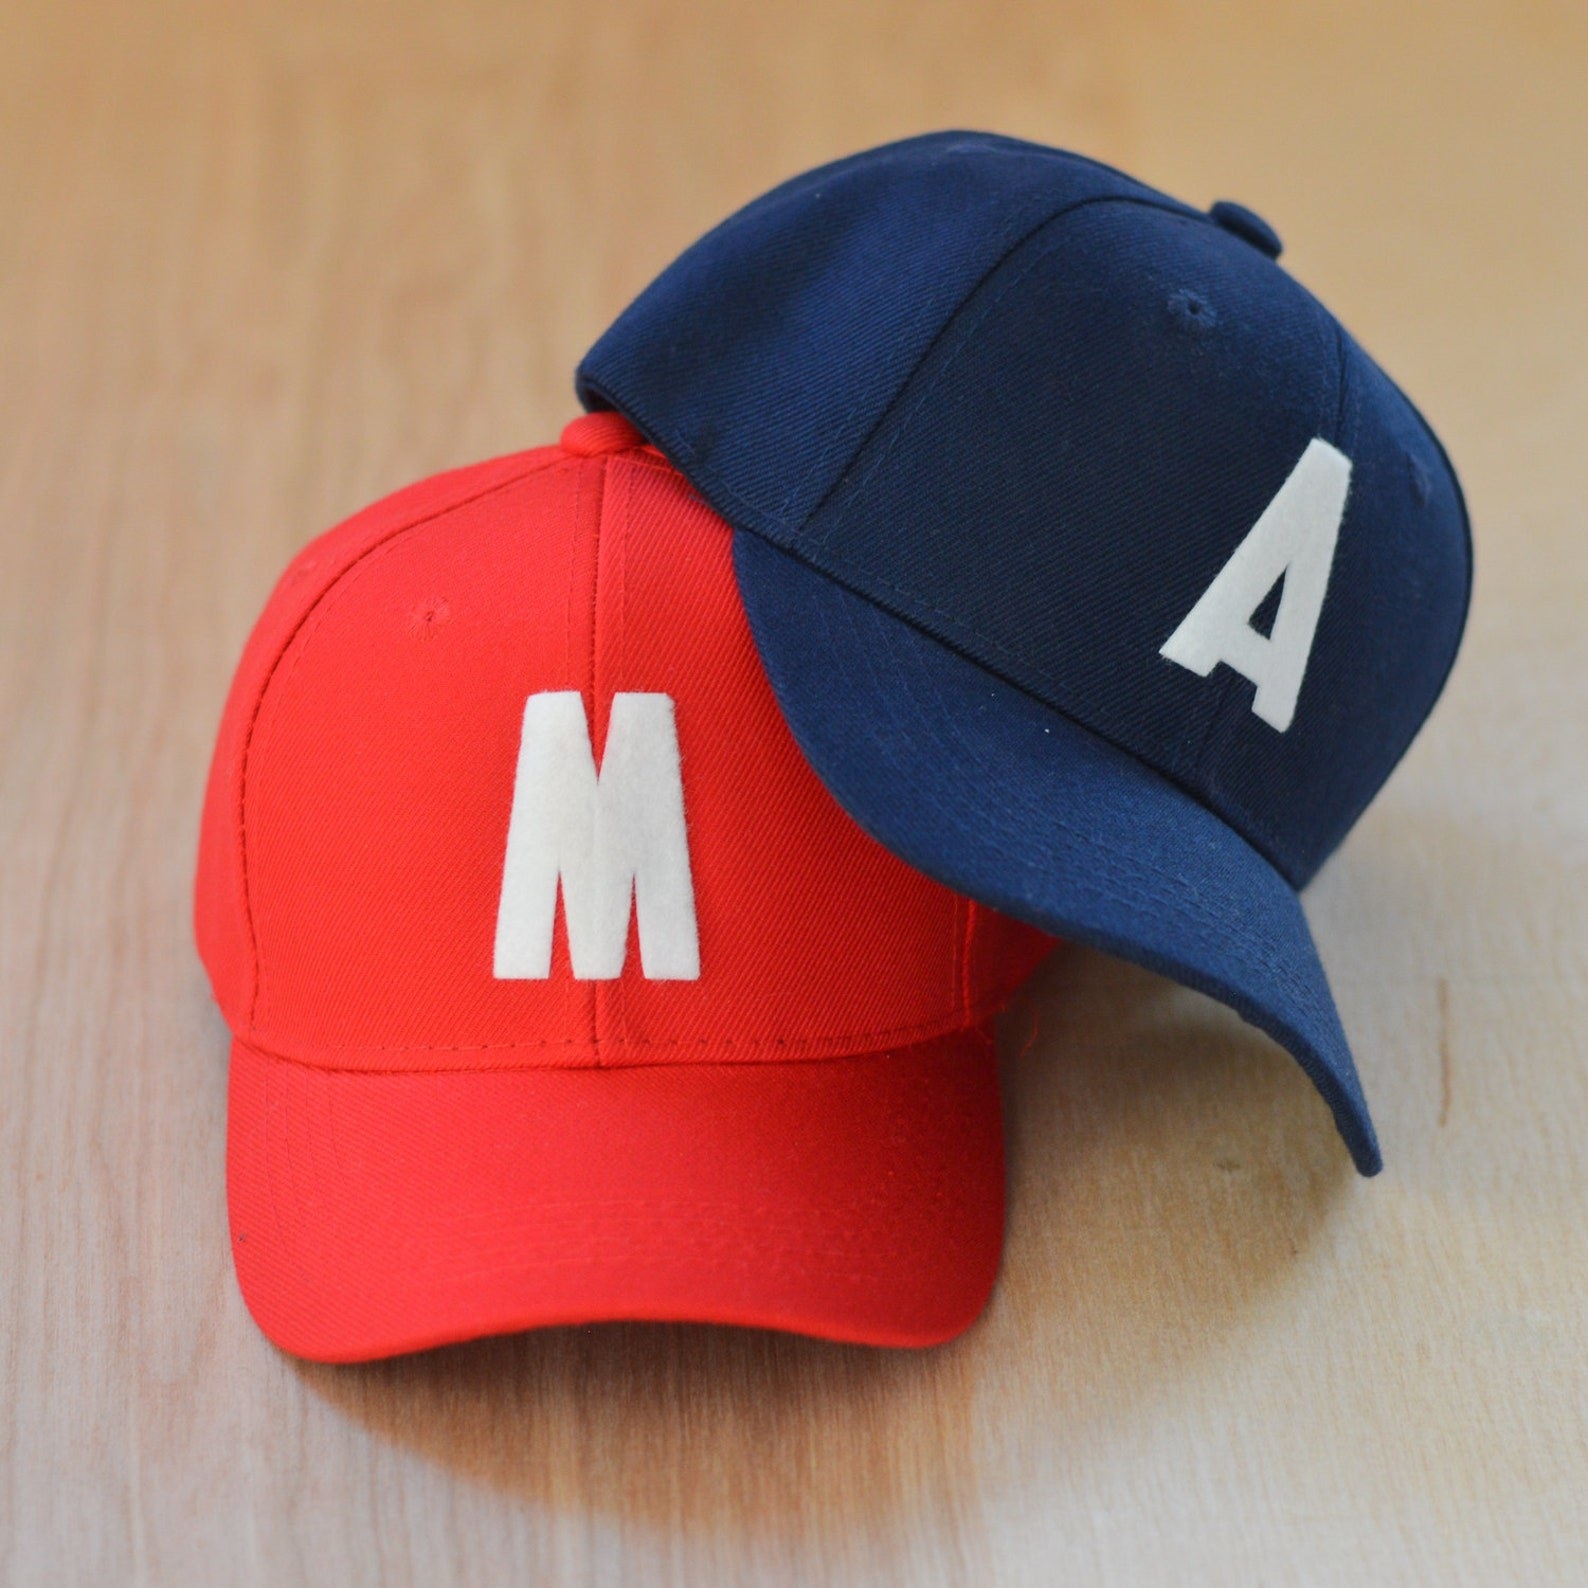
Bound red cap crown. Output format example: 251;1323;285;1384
195;416;1051;1360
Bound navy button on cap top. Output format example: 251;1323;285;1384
1210;198;1284;258
577;131;1473;1175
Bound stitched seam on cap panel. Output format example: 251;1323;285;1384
579;457;606;1051
558;461;585;1050
239;455;567;1033
584;454;606;1060
235;1013;1000;1069
259;1065;297;1266
1331;319;1352;444
617;465;634;1050
592;461;636;1061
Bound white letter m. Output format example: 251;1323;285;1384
493;692;700;980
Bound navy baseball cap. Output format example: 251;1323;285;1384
576;132;1472;1175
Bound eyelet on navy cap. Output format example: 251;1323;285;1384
1210;200;1283;260
1166;287;1218;337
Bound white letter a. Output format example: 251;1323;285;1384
1160;437;1352;732
494;692;700;980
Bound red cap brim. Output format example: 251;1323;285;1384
227;1032;1005;1361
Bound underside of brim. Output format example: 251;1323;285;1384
227;1029;1006;1362
732;530;1381;1176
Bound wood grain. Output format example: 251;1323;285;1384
2;1;1585;1582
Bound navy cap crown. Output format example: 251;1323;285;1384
578;131;1471;884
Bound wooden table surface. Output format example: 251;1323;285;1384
3;2;1585;1582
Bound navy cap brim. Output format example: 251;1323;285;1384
734;531;1381;1176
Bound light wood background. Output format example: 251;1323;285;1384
2;1;1585;1583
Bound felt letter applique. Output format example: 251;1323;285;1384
1160;437;1352;732
494;692;700;980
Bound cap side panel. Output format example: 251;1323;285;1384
242;459;600;1056
194;448;559;1028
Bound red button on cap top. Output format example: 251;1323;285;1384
560;411;644;457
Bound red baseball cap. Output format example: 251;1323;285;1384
195;412;1051;1361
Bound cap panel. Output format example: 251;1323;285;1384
194;447;558;1030
243;459;603;1061
577;132;1180;538
790;198;1467;884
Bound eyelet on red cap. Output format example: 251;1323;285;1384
560;411;644;457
